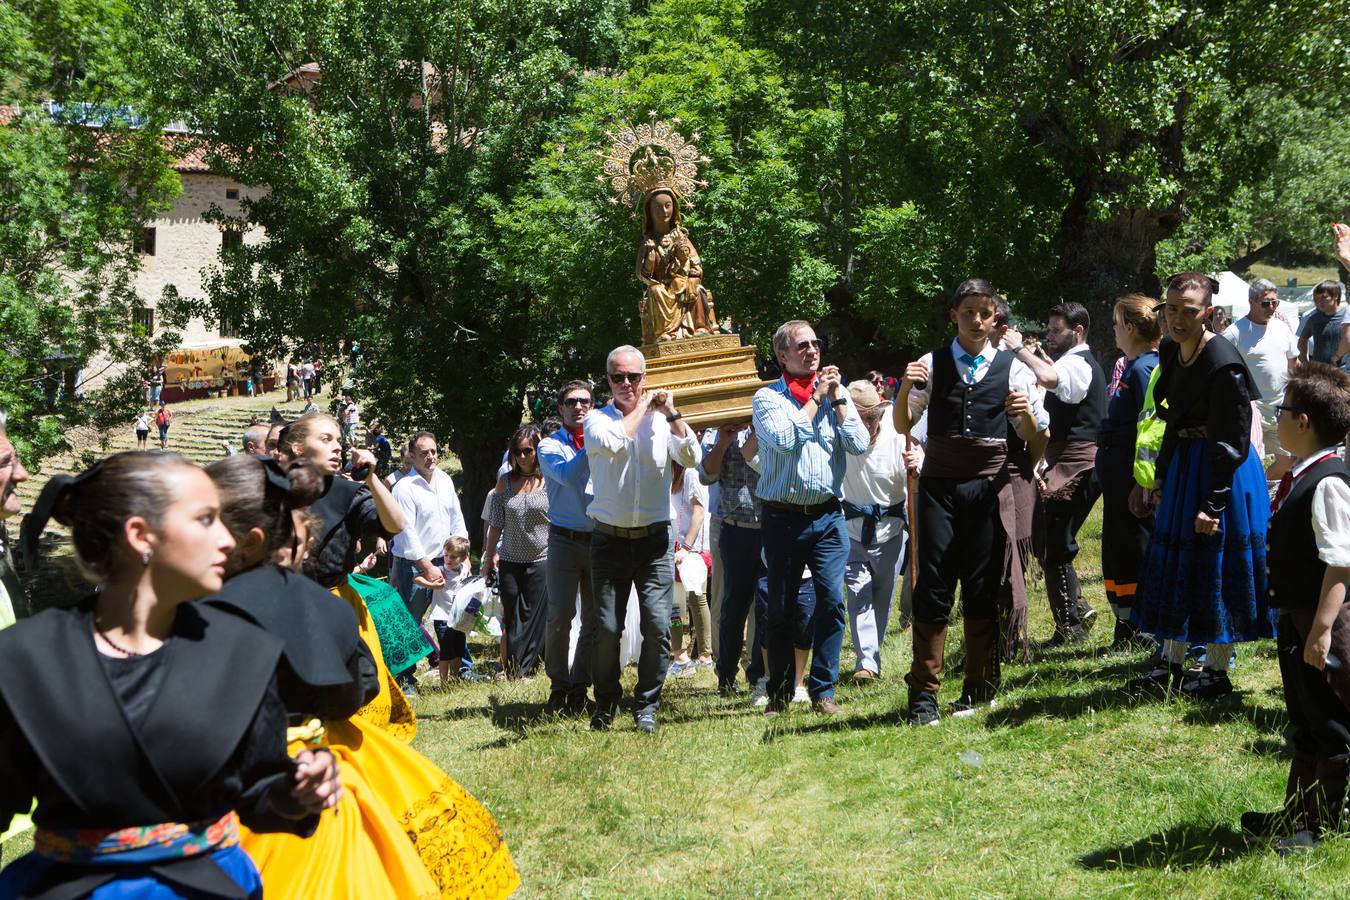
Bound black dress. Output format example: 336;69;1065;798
304;476;395;591
203;564;379;721
0;600;318;899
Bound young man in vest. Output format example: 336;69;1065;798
1241;362;1350;853
895;279;1050;725
1004;302;1107;645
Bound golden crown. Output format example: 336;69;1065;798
597;116;709;210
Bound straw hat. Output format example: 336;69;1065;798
847;379;884;410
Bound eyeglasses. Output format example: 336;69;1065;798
795;339;823;352
562;396;593;407
1273;404;1303;417
608;372;643;384
512;446;536;456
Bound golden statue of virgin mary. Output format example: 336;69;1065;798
599;119;718;343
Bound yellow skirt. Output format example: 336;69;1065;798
240;579;519;899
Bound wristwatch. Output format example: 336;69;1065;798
830;397;848;408
666;411;683;423
1006;343;1024;353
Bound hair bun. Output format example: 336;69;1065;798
283;459;323;509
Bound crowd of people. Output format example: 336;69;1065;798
1;226;1349;894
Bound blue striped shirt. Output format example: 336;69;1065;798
752;378;870;504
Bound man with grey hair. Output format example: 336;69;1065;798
583;344;701;733
1223;277;1299;479
753;320;869;716
0;411;31;626
242;423;269;457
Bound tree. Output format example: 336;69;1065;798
143;0;633;545
0;0;182;467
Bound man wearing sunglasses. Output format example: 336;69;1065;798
583;346;701;733
1222;278;1300;480
537;380;599;715
752;320;870;716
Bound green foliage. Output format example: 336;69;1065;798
0;0;181;467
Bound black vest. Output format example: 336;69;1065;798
928;346;1013;440
1267;457;1350;609
1045;348;1107;443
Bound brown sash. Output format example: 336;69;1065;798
1041;439;1098;501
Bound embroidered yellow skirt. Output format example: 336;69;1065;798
241;579;519;899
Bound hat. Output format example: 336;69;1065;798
847;379;883;410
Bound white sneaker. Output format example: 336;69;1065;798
749;677;769;707
792;685;809;704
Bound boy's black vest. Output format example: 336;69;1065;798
929;347;1012;439
1268;456;1350;609
1045;349;1107;443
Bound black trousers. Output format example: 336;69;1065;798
1279;611;1350;762
499;559;549;677
1095;446;1153;615
912;475;1004;624
1035;470;1102;569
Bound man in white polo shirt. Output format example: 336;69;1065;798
389;431;471;693
1223;278;1300;480
584;345;701;733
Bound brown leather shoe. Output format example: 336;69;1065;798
851;669;879;683
811;696;842;715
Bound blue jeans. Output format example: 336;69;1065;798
590;526;674;718
715;522;768;688
761;504;848;702
390;555;471;675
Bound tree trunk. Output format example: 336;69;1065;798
447;401;523;555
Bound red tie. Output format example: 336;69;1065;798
1270;470;1294;515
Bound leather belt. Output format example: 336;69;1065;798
763;498;841;516
549;524;592;542
592;520;670;539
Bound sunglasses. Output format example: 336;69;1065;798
795;339;823;352
513;446;537;456
562;396;593;407
608;372;643;384
1258;299;1279;309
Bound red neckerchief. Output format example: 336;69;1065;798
785;372;817;406
1272;450;1339;514
566;424;584;451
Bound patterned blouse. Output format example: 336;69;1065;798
488;475;550;564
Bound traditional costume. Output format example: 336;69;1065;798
0;600;317;899
1251;450;1350;842
295;474;520;898
1035;344;1107;644
1094;350;1158;638
1133;335;1274;691
906;341;1049;721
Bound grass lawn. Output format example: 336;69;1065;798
409;507;1350;897
5;507;1349;895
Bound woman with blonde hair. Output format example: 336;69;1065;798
274;412;519;898
1095;294;1162;649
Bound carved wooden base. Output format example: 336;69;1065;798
640;333;773;429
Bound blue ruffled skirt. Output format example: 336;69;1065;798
0;846;262;899
1133;438;1275;644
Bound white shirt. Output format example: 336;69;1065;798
670;476;709;553
907;339;1050;434
841;413;909;545
389;468;468;561
1223;317;1299;420
583;403;702;528
429;560;473;623
133;414;149;431
1050;344;1094;404
1289;448;1350;568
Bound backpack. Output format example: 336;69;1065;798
156;408;169;428
1133;365;1165;488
